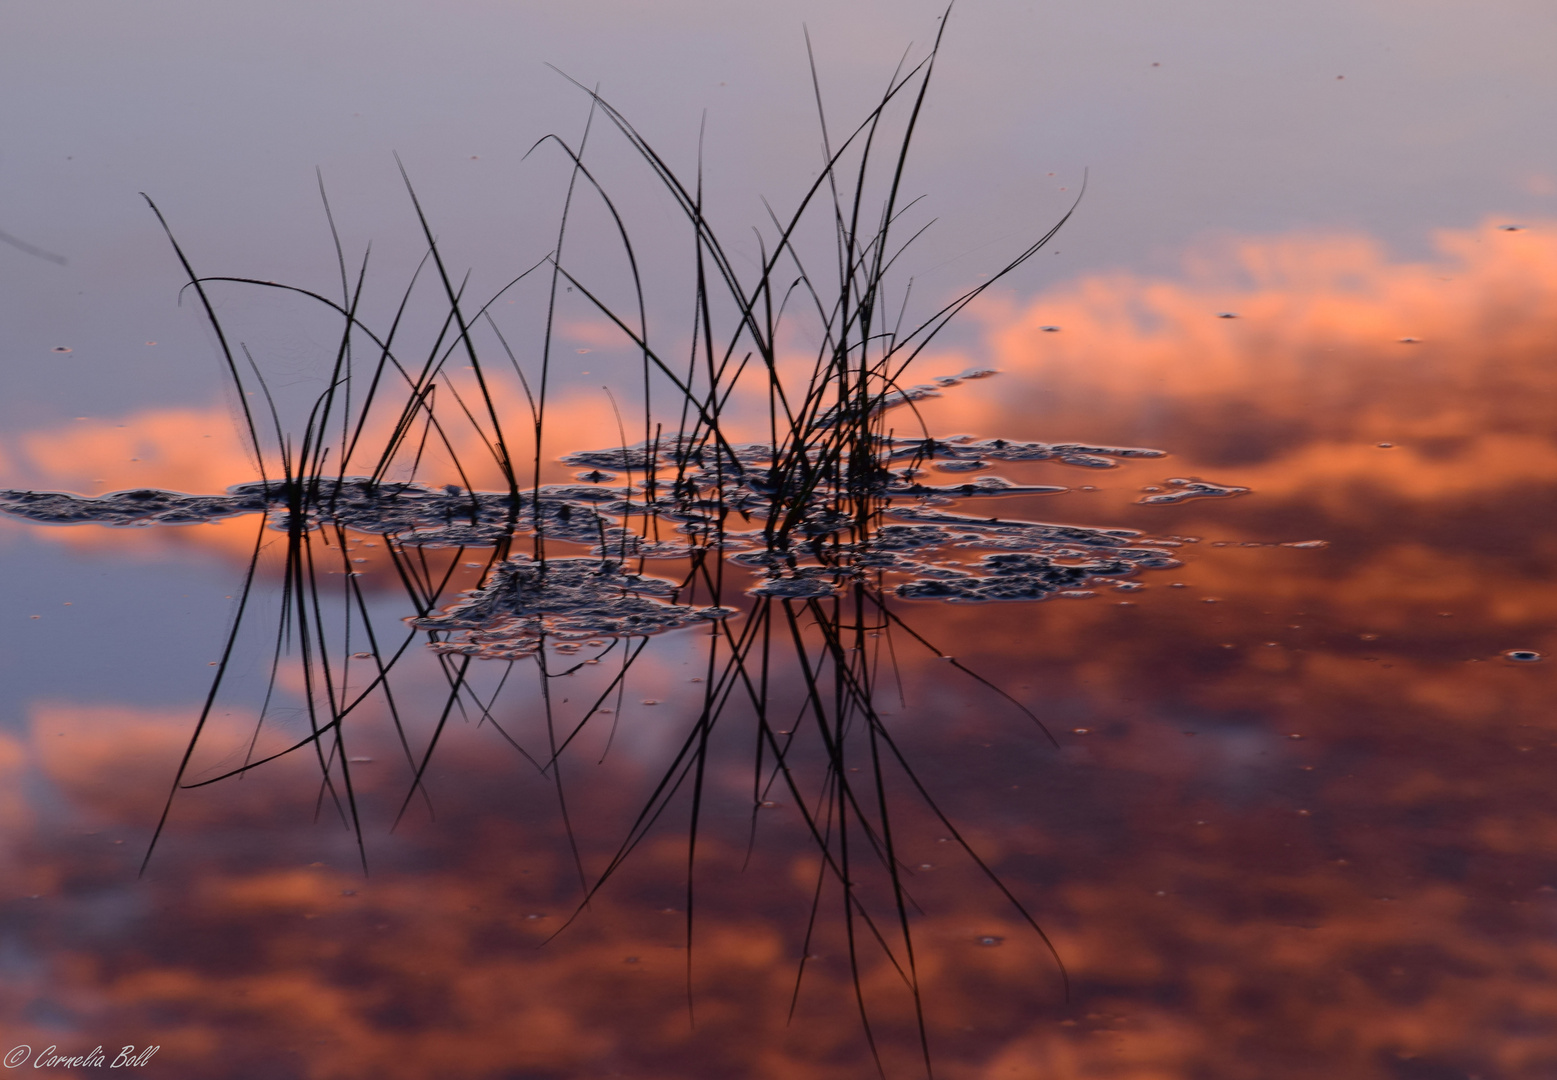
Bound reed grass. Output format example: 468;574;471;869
140;10;1078;1075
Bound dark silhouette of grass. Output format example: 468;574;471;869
138;9;1079;1076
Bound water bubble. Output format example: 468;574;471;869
347;756;374;763
918;863;934;870
1397;337;1421;344
340;889;357;897
1072;727;1091;735
1287;733;1305;740
1499;224;1525;232
51;346;72;353
759;800;778;808
1377;442;1394;448
641;699;660;705
1039;325;1061;332
1504;650;1543;663
1215;312;1238;319
975;935;1004;947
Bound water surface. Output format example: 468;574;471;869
4;4;1557;1078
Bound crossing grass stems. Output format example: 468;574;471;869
139;12;1080;1076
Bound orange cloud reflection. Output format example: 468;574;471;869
6;221;1557;1077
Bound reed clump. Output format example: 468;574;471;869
140;12;1082;1075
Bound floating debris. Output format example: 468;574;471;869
932;459;988;473
750;575;841;599
412;556;734;660
0;486;268;527
1137;478;1249;505
896;551;1148;603
563;433;1164;475
0;424;1229;643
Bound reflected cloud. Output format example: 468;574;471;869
6;220;1556;567
6;221;1557;1077
6;643;1557;1079
930;219;1557;469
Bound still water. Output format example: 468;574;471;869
4;3;1557;1079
